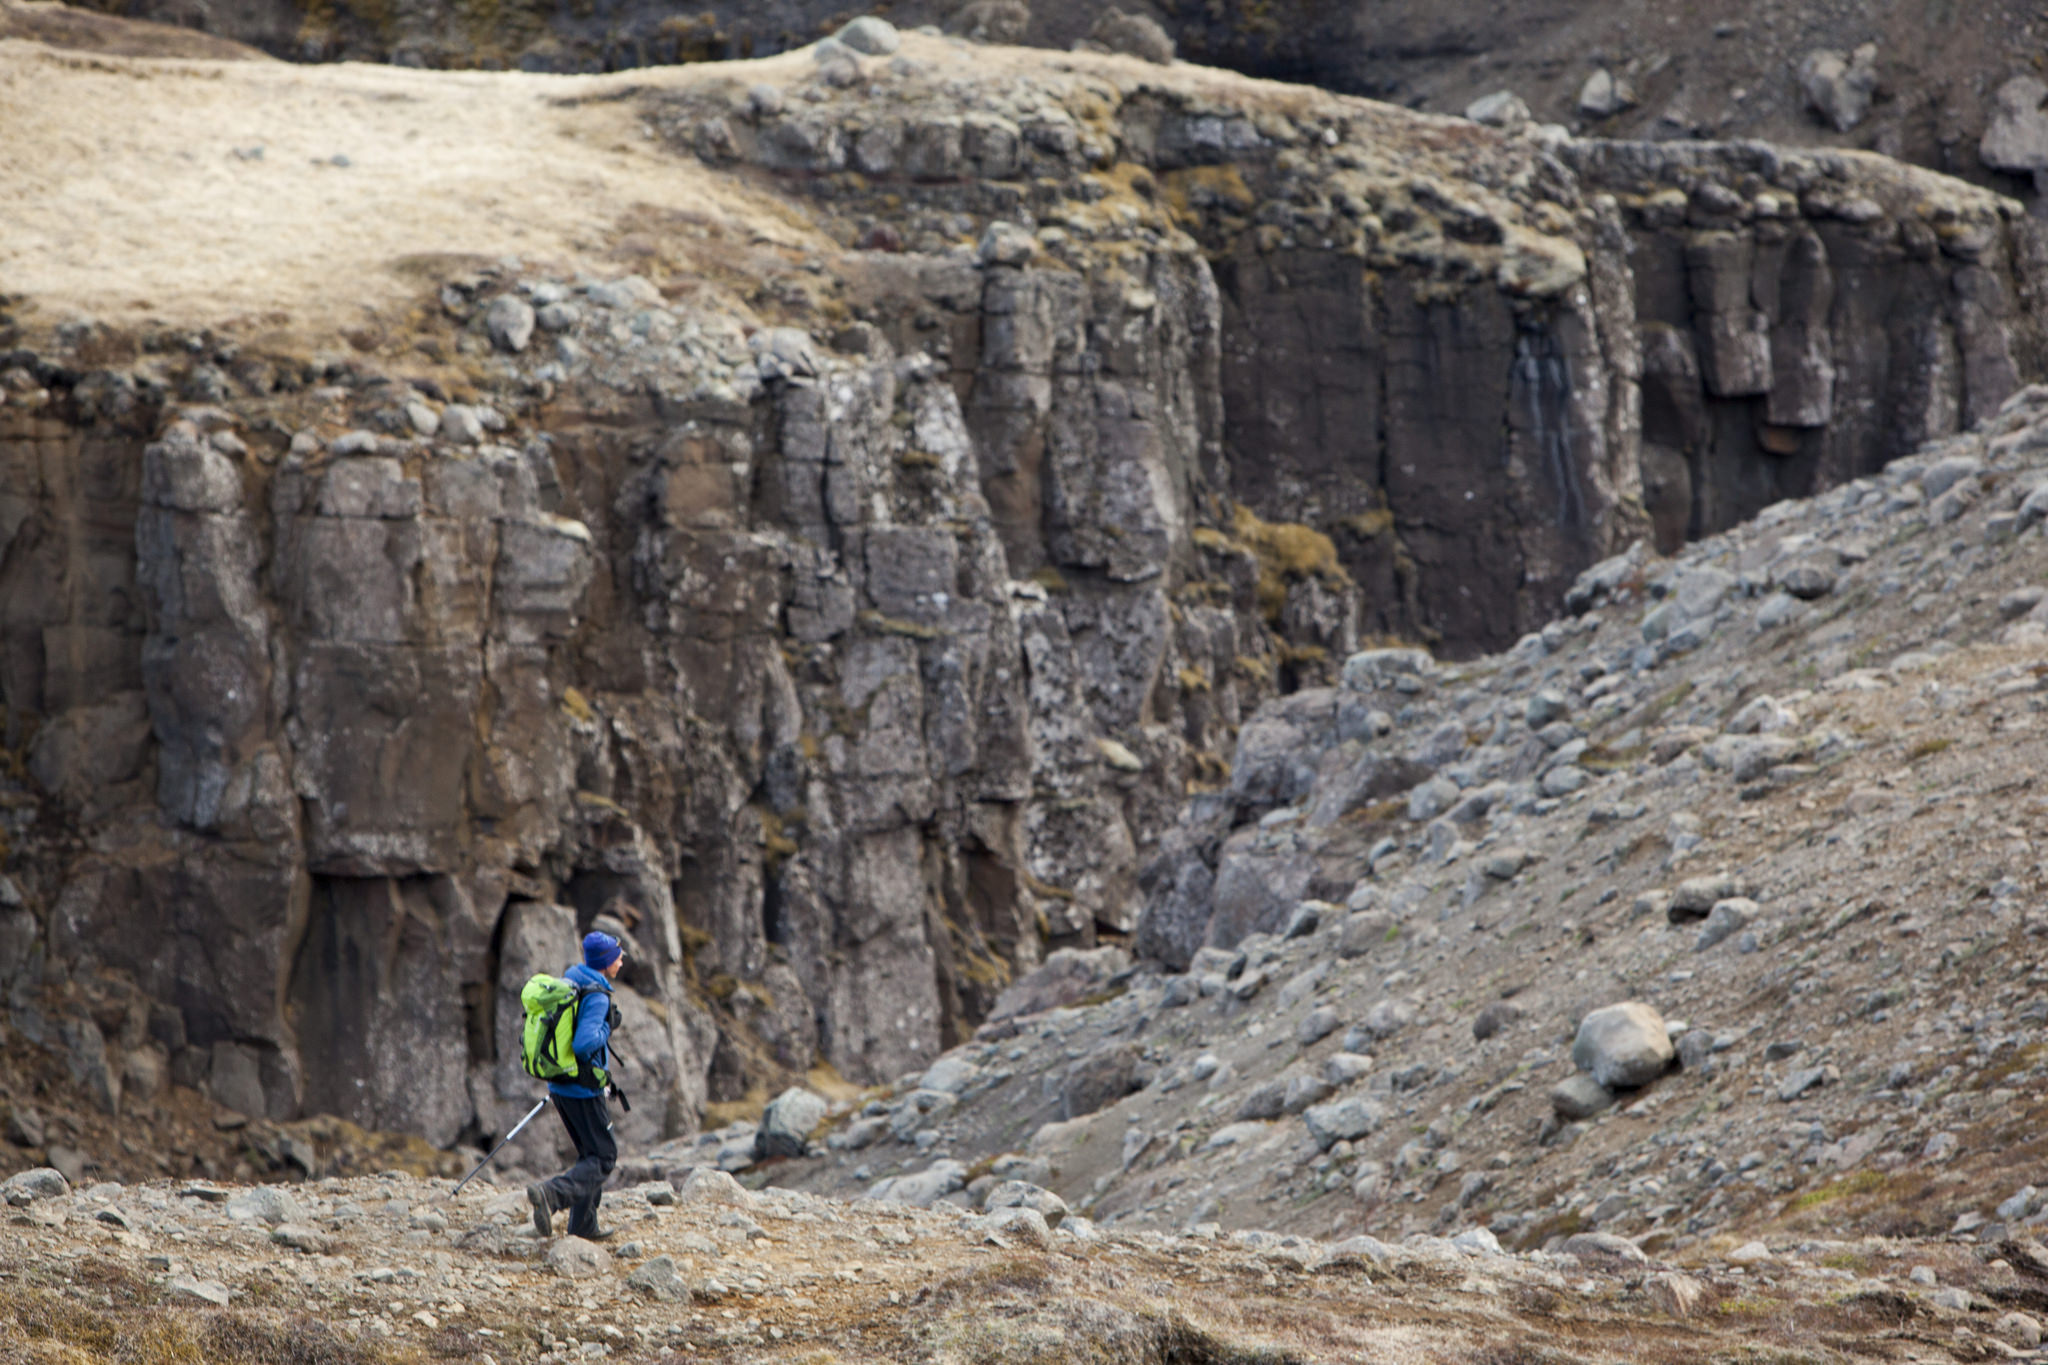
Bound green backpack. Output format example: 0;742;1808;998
519;975;608;1089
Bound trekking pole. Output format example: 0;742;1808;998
605;1023;640;1114
446;1096;550;1200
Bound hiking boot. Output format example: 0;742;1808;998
526;1182;553;1237
573;1225;615;1243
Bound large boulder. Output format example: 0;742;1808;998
1084;8;1173;63
869;1159;968;1207
1060;1044;1140;1120
1571;1002;1675;1089
1797;46;1878;132
988;946;1130;1022
754;1087;828;1160
1983;76;2048;174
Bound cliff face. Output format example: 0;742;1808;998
0;30;2040;1162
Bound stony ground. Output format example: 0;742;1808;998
3;1159;2047;1365
733;381;2048;1268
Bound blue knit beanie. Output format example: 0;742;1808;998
582;930;624;970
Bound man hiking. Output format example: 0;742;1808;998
527;930;627;1241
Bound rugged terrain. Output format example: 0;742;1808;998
663;377;2048;1265
3;1159;2048;1365
5;6;2048;1185
4;7;2048;1364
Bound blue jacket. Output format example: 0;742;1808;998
547;963;615;1099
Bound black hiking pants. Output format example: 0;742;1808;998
542;1093;616;1238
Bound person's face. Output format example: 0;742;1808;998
603;953;625;980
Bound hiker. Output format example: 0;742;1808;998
527;930;627;1241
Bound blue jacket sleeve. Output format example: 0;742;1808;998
571;990;611;1072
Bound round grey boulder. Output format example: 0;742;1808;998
754;1086;828;1159
1571;1002;1674;1089
836;16;901;55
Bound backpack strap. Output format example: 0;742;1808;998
570;982;609;1093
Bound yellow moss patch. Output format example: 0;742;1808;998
1787;1168;1887;1212
857;609;947;640
703;1085;771;1129
1341;506;1396;539
1020;872;1076;902
1029;565;1071;594
1161;163;1258;232
559;685;596;724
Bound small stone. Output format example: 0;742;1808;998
678;1168;753;1205
1776;1065;1833;1102
225;1186;304;1227
2000;587;2045;620
1559;1231;1648;1264
545;1238;613;1280
1997;1186;2040;1222
1647;1272;1705;1318
1983;76;2048;174
1695;898;1756;951
1549;1073;1614;1120
1338;912;1394;958
1670;872;1739;919
168;1277;231;1306
983;1180;1068;1228
1281;901;1326;940
271;1223;333;1254
982;1205;1053;1249
1472;1000;1523;1041
1932;1287;1972;1312
4;1105;44;1149
1464;90;1530;128
626;1254;689;1301
1297;1007;1341;1046
835;15;900;54
1995;1312;2043;1349
978;221;1037;267
485;295;535;354
1578;68;1635;118
1909;1265;1939;1287
1777;563;1836;600
1302;1096;1383;1149
1451;1226;1503;1256
439;404;484;445
1797;45;1878;132
1283;1073;1334;1114
1235;1079;1288;1123
1322;1052;1374;1087
1482;848;1531;880
1727;1240;1771;1265
1;1168;69;1205
1360;998;1414;1040
1526;689;1571;728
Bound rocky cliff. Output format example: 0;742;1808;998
0;22;2042;1173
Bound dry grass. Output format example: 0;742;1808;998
4;1293;417;1365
